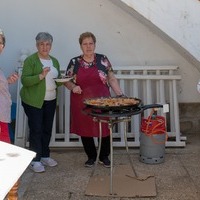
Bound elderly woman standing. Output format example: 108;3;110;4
20;32;61;173
0;29;19;199
64;32;123;168
0;29;19;143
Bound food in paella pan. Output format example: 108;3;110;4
84;97;140;107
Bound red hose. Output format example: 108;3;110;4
141;110;167;144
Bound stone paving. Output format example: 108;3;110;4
18;133;200;200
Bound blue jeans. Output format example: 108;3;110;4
22;99;56;161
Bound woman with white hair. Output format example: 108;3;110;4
0;29;19;143
0;26;20;200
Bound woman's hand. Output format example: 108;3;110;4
72;85;82;94
108;71;123;96
39;67;50;80
64;81;82;94
7;73;19;84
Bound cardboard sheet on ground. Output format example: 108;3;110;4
85;164;156;197
0;141;36;199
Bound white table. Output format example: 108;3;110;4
0;141;36;199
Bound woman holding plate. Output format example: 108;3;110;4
64;32;123;168
20;32;61;173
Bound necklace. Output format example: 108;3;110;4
82;54;96;68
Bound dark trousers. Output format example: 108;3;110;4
81;135;110;161
22;100;56;161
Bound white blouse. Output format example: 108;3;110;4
40;58;58;100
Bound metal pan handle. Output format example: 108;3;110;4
140;104;163;111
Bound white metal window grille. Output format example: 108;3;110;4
15;66;186;148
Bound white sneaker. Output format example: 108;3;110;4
30;161;45;173
41;157;58;167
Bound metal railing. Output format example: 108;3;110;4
15;66;186;147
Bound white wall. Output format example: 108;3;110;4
121;0;200;65
0;0;200;103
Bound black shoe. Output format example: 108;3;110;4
85;159;95;167
99;157;111;168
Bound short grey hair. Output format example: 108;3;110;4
35;32;53;43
